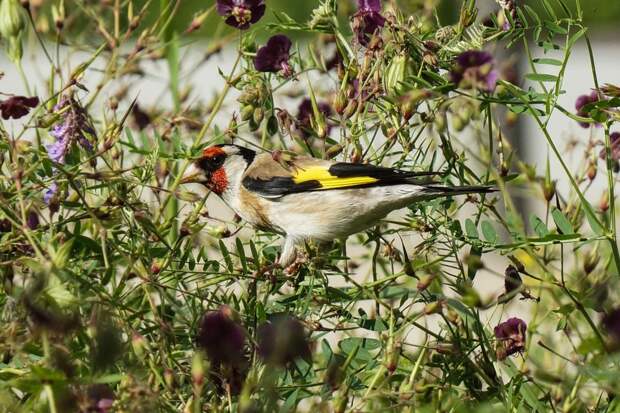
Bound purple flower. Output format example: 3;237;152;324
46;97;96;164
26;209;39;230
44;182;59;205
498;0;519;30
599;132;620;169
297;98;332;138
352;0;386;46
216;0;265;30
0;95;39;119
47;124;72;164
575;91;600;128
85;384;115;413
494;317;527;360
450;50;499;92
254;34;293;76
257;315;312;366
44;182;60;213
602;308;620;344
196;306;246;365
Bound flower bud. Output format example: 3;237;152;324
240;104;254;121
333;91;347;115
583;249;599;274
542;180;556;202
26;209;39;230
164;368;175;389
599;191;609;212
587;161;597;181
226;115;238;138
252;107;264;125
191;352;205;388
434;112;447;133
131;332;146;359
0;0;26;62
416;274;436;291
424;300;444;315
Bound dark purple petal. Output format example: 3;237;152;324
216;0;265;29
494;317;527;360
26;209;39;230
602;308;620;342
257;316;312;366
450;50;498;92
196;306;246;365
97;399;114;413
575;91;600;128
0;95;39;120
78;135;94;152
297;98;333;138
358;0;381;12
600;132;620;166
254;34;292;74
216;0;235;15
353;10;386;46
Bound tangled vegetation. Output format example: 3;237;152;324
1;0;620;411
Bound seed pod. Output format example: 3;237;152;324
333;91;347;115
343;100;358;119
240;105;254;121
452;115;465;132
252;107;264;125
434;111;447;133
325;144;343;159
383;54;409;95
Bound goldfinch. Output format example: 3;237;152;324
181;144;493;267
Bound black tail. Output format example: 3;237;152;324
422;184;496;197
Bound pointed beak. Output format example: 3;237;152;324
179;162;207;184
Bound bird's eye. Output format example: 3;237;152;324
200;154;226;172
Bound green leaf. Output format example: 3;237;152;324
551;208;574;234
465;218;479;239
235;238;248;272
219;240;234;272
533;58;563;66
529;214;549;237
525;73;558;83
481;221;497;244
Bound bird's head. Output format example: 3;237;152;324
180;144;256;195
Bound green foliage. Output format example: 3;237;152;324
1;0;620;412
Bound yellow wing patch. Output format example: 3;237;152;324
292;166;379;190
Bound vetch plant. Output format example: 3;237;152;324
1;0;620;411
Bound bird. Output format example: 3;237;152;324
180;144;494;268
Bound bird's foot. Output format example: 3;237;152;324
284;252;307;276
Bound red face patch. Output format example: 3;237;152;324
203;146;226;159
208;167;228;195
